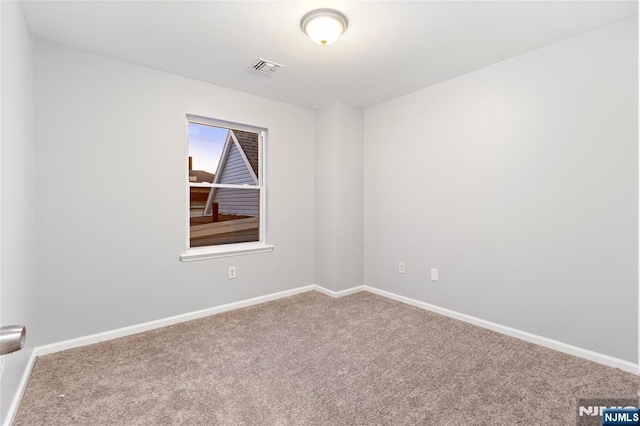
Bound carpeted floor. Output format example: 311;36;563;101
14;291;639;425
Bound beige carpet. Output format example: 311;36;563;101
14;291;638;425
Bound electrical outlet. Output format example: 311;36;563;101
399;262;406;274
1;358;5;378
228;266;237;280
431;268;439;281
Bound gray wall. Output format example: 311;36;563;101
364;17;638;362
1;1;35;423
33;41;315;346
314;102;364;292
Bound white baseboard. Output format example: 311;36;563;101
3;349;37;426
313;284;366;298
3;284;316;426
33;282;639;374
363;285;639;375
5;282;637;426
36;285;315;357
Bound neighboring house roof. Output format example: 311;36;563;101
232;130;259;177
189;170;214;183
202;129;259;216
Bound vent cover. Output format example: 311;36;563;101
251;58;283;75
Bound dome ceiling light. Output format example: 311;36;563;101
300;9;348;46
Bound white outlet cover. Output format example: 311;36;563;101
431;268;439;281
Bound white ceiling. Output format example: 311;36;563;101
20;1;637;109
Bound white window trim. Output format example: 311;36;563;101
181;114;271;261
180;242;274;262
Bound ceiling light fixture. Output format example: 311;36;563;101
300;9;348;46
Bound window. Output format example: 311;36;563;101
181;115;272;261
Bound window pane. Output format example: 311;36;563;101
190;188;260;247
221;130;259;185
188;123;259;185
189;186;211;217
188;123;227;183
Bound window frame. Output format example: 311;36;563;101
180;114;273;262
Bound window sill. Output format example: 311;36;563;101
180;243;274;262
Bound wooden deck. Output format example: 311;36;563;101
190;217;259;247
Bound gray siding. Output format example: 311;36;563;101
219;142;256;185
214;188;259;216
212;138;259;216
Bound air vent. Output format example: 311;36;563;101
251;58;283;75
